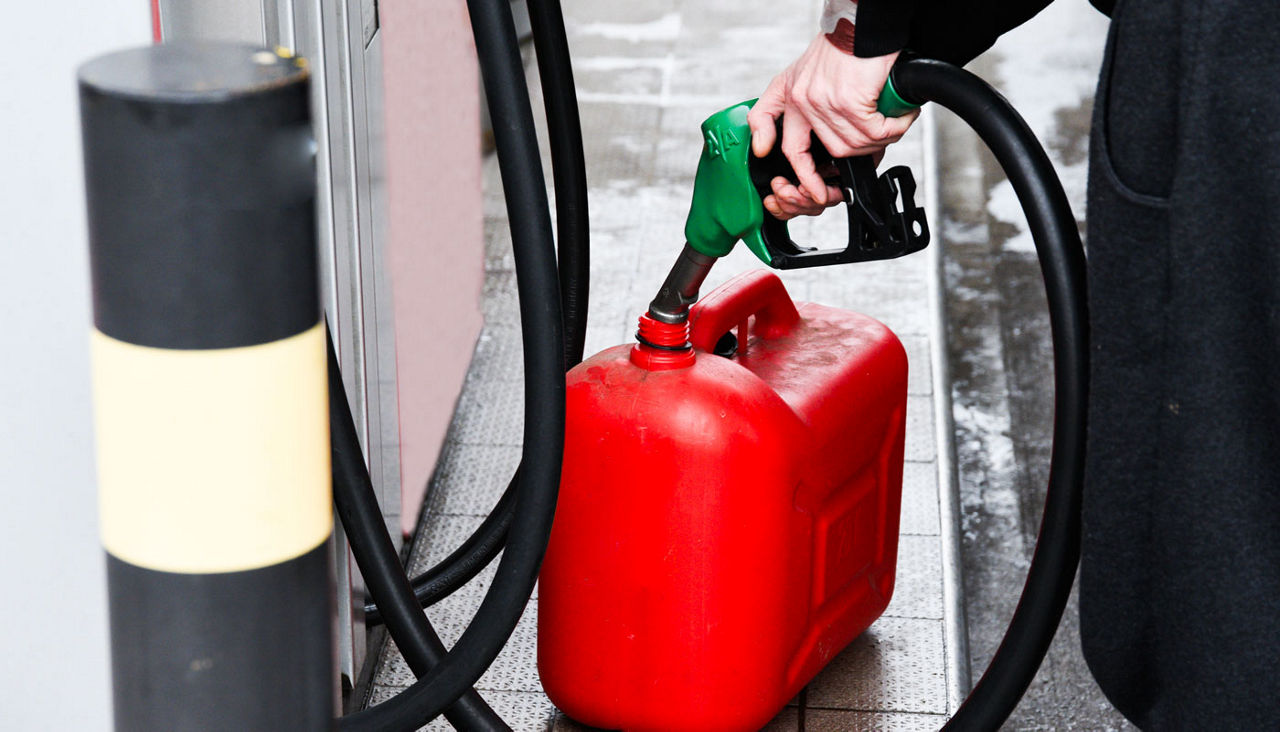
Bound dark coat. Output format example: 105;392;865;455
855;1;1280;728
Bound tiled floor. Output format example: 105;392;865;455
367;0;964;728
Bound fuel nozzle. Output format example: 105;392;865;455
681;93;927;272
631;244;716;369
647;244;717;324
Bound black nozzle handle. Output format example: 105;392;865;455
747;118;929;269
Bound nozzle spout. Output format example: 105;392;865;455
647;244;716;324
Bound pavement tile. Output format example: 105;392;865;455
807;279;933;337
485;220;516;273
582;325;630;360
425;442;521;516
550;713;592;731
665;45;783;100
884;535;945;620
448;376;525;447
481;156;510;218
805;616;948;715
367;686;558;731
905;396;937;463
379;563;540;693
565;35;676;64
408;514;488;572
564;4;681;59
467;326;525;384
902;334;933;396
588;184;688;259
578;103;663;182
803;709;947;731
675;0;809;30
900;461;942;537
480;270;520;327
564;0;678;25
551;703;799;731
761;705;800;731
573;63;664;98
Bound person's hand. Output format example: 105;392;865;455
747;34;919;220
761;174;843;220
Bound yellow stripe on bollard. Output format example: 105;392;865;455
93;323;332;574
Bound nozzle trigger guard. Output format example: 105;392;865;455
748;123;930;269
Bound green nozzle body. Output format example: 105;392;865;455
877;75;921;117
683;100;768;260
682;79;920;263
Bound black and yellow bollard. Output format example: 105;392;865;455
80;43;334;730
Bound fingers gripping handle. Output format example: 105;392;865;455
688;270;800;353
682;67;925;269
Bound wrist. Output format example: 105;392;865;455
821;0;857;54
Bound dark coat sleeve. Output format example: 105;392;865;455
854;0;1112;64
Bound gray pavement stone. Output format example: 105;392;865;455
467;325;525;384
885;535;945;621
572;63;664;98
580;325;628;361
367;685;559;732
425;442;520;516
578;103;663;183
905;395;937;463
484;221;516;273
563;13;679;61
808;277;934;337
806;616;948;715
805;709;947;732
480;270;520;326
900;461;942;537
448;376;524;447
409;513;489;571
902;334;933;396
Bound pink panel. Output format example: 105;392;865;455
380;0;484;534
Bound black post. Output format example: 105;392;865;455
80;42;334;731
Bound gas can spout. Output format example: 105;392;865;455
647;244;717;324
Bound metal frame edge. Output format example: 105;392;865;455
923;104;974;713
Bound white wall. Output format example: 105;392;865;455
0;2;150;728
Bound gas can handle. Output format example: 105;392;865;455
688;270;799;353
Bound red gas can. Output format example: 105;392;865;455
538;270;908;731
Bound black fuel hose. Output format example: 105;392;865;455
531;0;591;368
361;0;589;628
363;476;517;626
336;0;566;726
890;58;1089;731
327;331;507;731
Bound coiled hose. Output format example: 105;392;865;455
333;0;570;728
362;0;588;629
890;58;1089;732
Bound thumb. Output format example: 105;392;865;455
748;77;785;157
874;107;921;143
